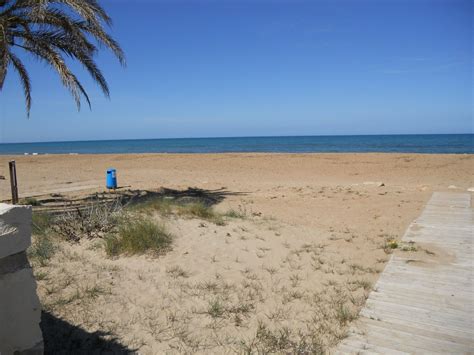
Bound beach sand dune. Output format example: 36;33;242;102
1;153;472;353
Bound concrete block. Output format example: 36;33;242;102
0;204;32;259
0;204;43;355
0;268;43;355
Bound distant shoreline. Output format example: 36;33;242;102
0;134;472;155
2;133;473;145
0;153;472;160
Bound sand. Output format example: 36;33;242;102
1;153;472;353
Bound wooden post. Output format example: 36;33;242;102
9;160;19;204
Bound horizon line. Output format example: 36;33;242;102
1;132;472;145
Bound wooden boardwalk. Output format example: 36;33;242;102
336;192;473;354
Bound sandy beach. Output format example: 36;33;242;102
1;153;472;353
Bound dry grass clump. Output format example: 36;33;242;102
205;298;254;320
129;196;246;225
176;202;225;225
241;322;324;354
223;207;247;219
30;213;58;266
32;212;53;236
52;200;123;242
129;197;174;215
104;217;173;256
21;196;42;206
166;265;190;278
30;198;175;258
28;235;56;266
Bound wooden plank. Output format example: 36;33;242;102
365;296;472;318
361;317;473;345
336;336;409;355
18;184;99;198
368;289;471;311
336;192;474;354
359;321;471;353
358;310;473;341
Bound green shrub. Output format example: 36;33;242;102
207;299;225;318
28;236;56;266
129;197;173;215
129;197;227;225
104;217;173;256
21;197;42;206
32;212;52;236
177;202;224;225
224;209;246;219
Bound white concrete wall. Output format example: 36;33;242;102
0;204;43;355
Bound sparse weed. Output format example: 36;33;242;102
28;235;56;266
381;237;399;254
84;285;107;299
224;207;246;219
177;202;225;225
199;280;219;293
289;273;302;288
400;243;417;252
32;212;52;236
21;197;42;206
335;303;357;325
129;197;173;215
263;266;277;276
166;266;189;278
207;299;225;318
34;270;48;281
283;290;305;303
52;199;123;242
349;279;372;291
349;263;378;274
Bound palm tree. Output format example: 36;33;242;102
0;0;125;116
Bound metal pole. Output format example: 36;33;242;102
9;160;19;204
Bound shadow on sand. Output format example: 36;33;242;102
41;311;135;354
127;187;246;207
33;186;247;214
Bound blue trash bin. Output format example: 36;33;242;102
106;168;117;189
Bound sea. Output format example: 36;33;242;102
0;134;472;155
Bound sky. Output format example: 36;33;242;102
0;0;472;143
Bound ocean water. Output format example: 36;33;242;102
0;134;472;155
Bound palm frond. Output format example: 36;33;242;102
0;41;8;89
0;0;124;115
21;36;90;109
9;51;31;115
77;21;125;65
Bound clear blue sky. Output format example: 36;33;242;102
0;0;472;143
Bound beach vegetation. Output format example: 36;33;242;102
131;197;174;215
32;211;52;236
130;196;226;225
166;265;190;278
240;322;299;354
34;270;49;281
356;279;372;291
176;201;225;225
30;198;177;258
28;235;56;266
21;197;41;206
104;216;173;256
335;304;357;325
52;200;123;242
207;298;225;318
223;207;247;219
381;237;399;254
